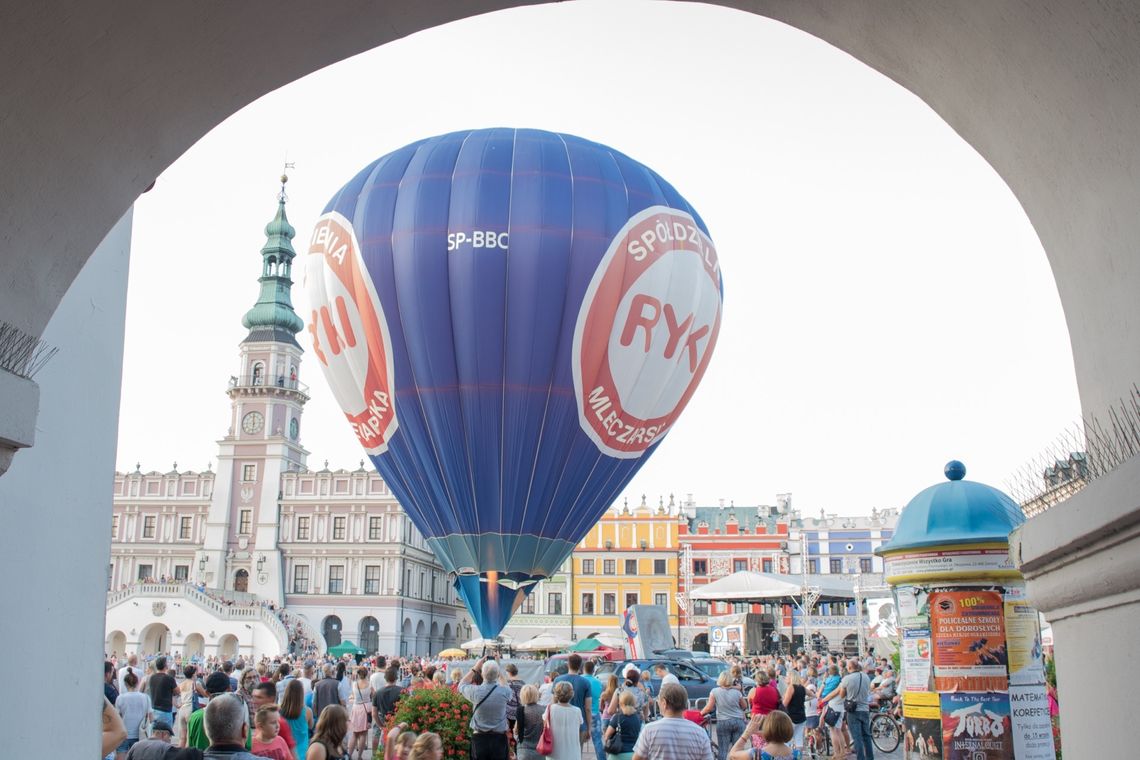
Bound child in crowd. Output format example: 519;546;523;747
251;705;293;760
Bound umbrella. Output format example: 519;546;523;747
517;633;572;652
438;648;468;659
569;638;603;652
327;640;365;657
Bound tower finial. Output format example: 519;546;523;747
279;162;295;202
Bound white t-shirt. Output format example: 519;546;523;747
660;673;680;687
369;671;385;693
298;676;313;695
117;691;152;740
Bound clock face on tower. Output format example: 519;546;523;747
242;411;264;434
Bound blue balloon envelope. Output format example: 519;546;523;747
304;128;723;637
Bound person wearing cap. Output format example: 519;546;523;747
125;719;176;760
187;671;250;750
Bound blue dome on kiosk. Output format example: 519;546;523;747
876;460;1026;555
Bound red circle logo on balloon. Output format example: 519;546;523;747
305;212;399;454
573;206;723;458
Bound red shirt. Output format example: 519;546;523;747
751;683;781;716
252;734;292;760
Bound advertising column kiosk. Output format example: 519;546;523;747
876;461;1055;760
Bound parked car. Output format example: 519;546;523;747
592;657;718;703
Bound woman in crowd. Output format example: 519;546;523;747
115;669;152;759
306;704;349;760
281;678;314;760
385;724;417;760
702;670;748;760
515;684;545;760
729;711;800;760
408;732;443;760
607;669;649;721
750;672;781;719
538;670;558;706
547;681;583;760
818;664;847;760
347;666;374;760
603;690;643;760
780;671;807;750
599;675;619;724
337;661;352;705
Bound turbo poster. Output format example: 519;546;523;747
940;692;1013;760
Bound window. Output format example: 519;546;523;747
548;593;563;615
179;516;192;539
333;516;346;540
520;595;536;614
420;572;425;598
693;600;709;616
174;565;189;581
732;602;749;613
859;557;873;573
142;516;156;538
293;565;309;593
603;593;616;615
654;593;668;608
809;559;819;574
111;515;118;538
603;559;616;575
137;564;152;580
581;559;595;575
762;558;773;573
625;592;639;609
624;559;637;575
239;510;251;535
693;559;708;576
328;565;345;594
369;516;382;540
734;559;748;572
654;559;666;575
296;516;310;540
364;565;381;594
242;464;256;481
830;558;842;574
581;593;595;614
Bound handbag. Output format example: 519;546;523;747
823;708;841;727
603;721;624;755
844;674;865;714
537;705;555;755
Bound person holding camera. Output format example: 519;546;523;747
460;657;511;760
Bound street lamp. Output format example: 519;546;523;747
256;554;266;572
198;557;207;572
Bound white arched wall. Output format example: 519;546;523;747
2;2;1139;757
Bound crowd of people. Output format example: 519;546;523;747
101;646;900;760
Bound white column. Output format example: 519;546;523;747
0;211;132;758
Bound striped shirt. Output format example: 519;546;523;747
632;716;714;760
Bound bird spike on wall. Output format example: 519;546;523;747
0;320;58;380
1005;384;1140;516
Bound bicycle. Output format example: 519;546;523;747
802;721;832;760
870;709;902;753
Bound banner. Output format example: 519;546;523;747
1004;598;1045;686
904;714;944;758
930;591;1008;692
867;597;899;639
902;629;932;692
896;586;930;628
884;547;1018;583
1009;683;1056;760
940;692;1013;760
903;691;941;719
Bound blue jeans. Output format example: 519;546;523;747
846;709;874;760
590;715;604;759
716;718;745;760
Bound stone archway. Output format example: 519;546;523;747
234;569;249;592
442;623;453;649
359;616;379;655
139;623;170;655
106;630;127;658
218;633;239;659
323;615;343;648
183;632;205;659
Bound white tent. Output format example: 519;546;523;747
516;632;572;651
461;634;513;650
691;570;855;602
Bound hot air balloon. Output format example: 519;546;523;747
304;128;723;638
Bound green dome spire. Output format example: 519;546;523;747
241;175;304;346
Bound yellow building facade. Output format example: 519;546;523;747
570;498;680;636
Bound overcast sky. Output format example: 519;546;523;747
116;1;1081;516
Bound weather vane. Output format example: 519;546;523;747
279;161;295;202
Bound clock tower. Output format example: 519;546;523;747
199;174;308;606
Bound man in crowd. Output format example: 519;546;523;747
373;665;404;747
555;653;594;745
632;683;714;760
582;660;605;760
118;653;140;693
149;656;179;727
827;659;874;760
202;694;258;759
311;663;343;719
187;671;234;749
125;719;176;760
105;661;120;705
460;657;512;760
654;663;680;687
